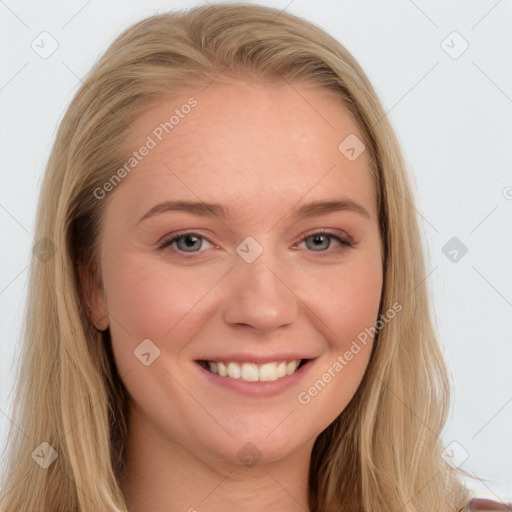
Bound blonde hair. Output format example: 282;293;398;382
1;4;475;511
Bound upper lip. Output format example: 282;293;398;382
195;354;316;364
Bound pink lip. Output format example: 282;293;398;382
195;358;316;397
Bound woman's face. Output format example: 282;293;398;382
89;78;383;467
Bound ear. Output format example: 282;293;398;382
79;261;109;331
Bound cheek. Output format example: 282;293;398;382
101;250;227;362
303;252;383;346
295;258;382;417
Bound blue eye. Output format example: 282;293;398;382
156;230;354;256
294;231;354;255
157;232;212;253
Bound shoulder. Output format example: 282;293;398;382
464;497;512;511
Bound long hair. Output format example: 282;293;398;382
1;4;474;511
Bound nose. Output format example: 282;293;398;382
222;247;299;332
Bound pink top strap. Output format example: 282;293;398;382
465;498;512;511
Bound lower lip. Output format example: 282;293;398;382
195;360;316;397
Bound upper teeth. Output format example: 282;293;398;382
206;360;302;382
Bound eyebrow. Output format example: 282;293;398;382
137;198;371;224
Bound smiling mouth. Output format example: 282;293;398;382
197;359;310;382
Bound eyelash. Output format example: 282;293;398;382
156;229;354;257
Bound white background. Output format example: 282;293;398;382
1;0;511;503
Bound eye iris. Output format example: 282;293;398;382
307;234;331;251
177;235;202;252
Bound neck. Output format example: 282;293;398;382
120;406;313;512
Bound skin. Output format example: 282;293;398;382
86;78;383;512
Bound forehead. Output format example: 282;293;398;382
116;79;376;223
